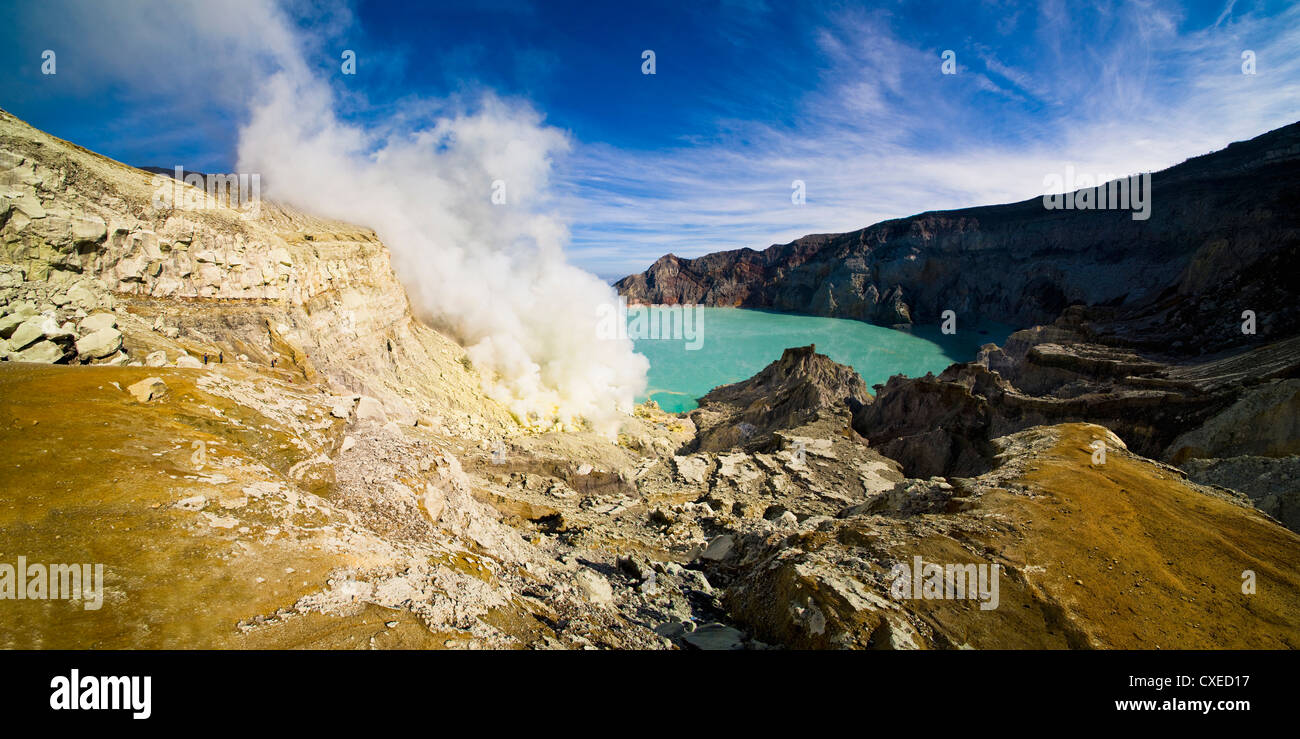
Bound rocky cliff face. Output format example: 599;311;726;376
0;108;511;435
848;308;1300;529
616;121;1300;356
0;108;661;648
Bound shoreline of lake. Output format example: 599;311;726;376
630;306;1016;413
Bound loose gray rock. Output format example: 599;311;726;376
127;377;168;402
9;315;68;350
15;339;66;363
0;312;31;338
75;327;123;360
700;534;735;561
681;623;746;650
78;313;117;333
574;570;614;606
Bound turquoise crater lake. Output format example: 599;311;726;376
631;307;1015;413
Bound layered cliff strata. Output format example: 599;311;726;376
846;308;1300;530
0;108;516;436
616;120;1300;357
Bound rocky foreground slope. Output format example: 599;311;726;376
2;109;1298;648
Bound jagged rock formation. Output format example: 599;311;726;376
616;120;1300;356
687;344;870;452
618;119;1300;536
848;309;1300;530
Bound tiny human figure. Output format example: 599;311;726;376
203;354;208;364
218;352;224;364
271;358;277;368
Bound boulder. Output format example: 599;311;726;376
9;315;70;350
75;327;123;360
78;312;117;333
144;350;168;367
65;283;100;310
175;354;202;368
422;482;445;523
672;455;710;484
71;215;107;244
127;377;168;402
681;623;747;650
574;570;614;606
14;339;66;363
699;535;735;562
0;312;29;338
355;396;388;424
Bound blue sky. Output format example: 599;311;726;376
2;0;1298;280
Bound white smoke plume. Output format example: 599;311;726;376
237;67;647;433
16;0;650;433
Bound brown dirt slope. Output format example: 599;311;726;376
994;424;1300;648
722;424;1300;649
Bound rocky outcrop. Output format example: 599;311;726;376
687;344;871;452
0;107;512;436
1165;379;1300;461
1179;455;1300;532
617;121;1300;357
850;364;1005;478
849;304;1300;473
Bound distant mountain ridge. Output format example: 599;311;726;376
616;121;1300;357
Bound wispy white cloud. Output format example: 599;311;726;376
564;1;1300;279
1215;0;1239;27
